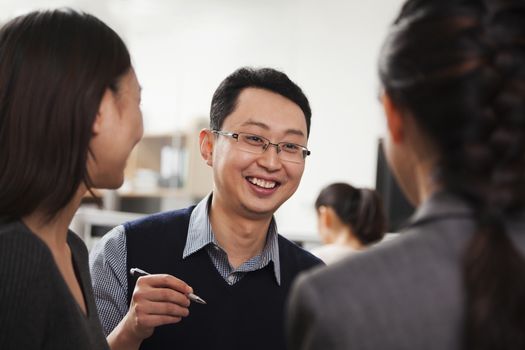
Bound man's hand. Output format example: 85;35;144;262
108;274;192;350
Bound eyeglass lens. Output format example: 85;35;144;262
236;133;306;163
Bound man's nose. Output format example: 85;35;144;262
258;143;283;170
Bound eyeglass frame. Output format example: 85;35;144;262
211;129;311;163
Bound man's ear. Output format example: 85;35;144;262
382;93;404;144
199;129;214;166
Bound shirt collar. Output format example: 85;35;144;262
183;193;214;257
182;192;281;285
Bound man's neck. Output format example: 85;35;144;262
209;198;273;269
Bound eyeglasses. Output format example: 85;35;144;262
212;130;311;164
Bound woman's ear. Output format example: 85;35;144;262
199;129;214;166
382;93;405;144
318;206;332;229
93;88;116;135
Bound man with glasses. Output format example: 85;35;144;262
89;67;323;350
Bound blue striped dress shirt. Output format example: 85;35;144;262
89;193;281;336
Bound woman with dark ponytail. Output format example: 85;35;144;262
311;183;386;264
287;0;525;349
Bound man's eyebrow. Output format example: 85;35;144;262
284;129;306;137
240;120;269;130
240;120;305;137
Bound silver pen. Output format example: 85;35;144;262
130;267;207;304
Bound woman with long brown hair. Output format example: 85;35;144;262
0;9;143;349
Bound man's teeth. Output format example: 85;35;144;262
248;177;276;189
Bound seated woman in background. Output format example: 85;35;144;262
0;9;143;350
310;182;386;264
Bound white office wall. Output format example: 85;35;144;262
0;0;405;239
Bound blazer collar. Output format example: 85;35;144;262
407;191;473;228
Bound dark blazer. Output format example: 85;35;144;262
286;192;525;350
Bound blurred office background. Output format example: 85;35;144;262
0;0;409;247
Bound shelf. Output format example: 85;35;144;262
116;187;189;198
82;119;212;214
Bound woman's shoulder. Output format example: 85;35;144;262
0;221;54;298
310;244;355;264
0;220;48;256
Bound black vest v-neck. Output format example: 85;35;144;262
125;207;322;350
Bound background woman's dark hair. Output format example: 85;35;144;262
315;183;386;245
209;67;312;137
0;9;131;221
379;0;525;348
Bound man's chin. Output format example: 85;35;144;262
242;203;281;220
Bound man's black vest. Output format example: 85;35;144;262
125;207;322;350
